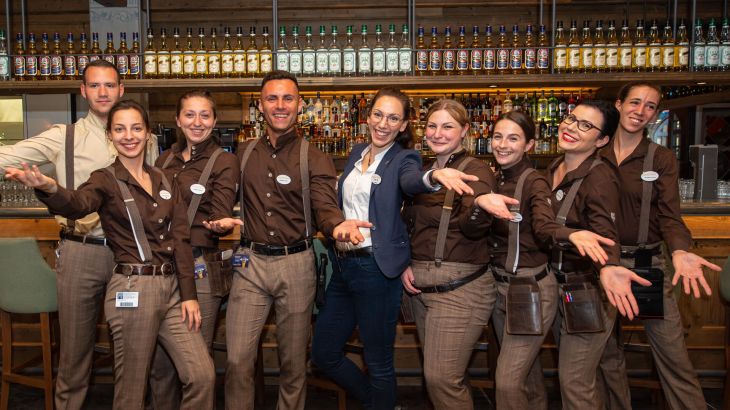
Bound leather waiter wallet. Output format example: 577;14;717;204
631;268;665;319
506;276;543;335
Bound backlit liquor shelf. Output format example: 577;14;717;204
1;72;729;94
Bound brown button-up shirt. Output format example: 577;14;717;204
38;159;197;301
599;138;691;253
404;151;496;264
156;138;239;249
464;156;573;269
546;154;621;272
237;129;345;245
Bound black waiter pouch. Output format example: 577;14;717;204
560;280;604;333
631;268;664;319
506;276;543;335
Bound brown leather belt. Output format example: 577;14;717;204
113;262;175;276
60;230;108;246
491;267;548;283
335;246;374;259
416;265;489;293
240;239;311;256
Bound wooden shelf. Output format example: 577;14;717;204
1;72;729;95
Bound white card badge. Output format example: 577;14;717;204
556;189;565;201
510;212;523;223
115;291;139;308
190;183;206;195
276;174;292;185
372;174;382;185
159;190;172;200
641;171;659;182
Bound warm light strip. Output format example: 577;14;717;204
240;87;598;98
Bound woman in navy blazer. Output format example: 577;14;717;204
311;87;476;409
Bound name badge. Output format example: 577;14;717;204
276;175;291;185
159;190;172;200
641;171;659;182
372;174;382;185
510;212;523;223
190;183;206;195
194;262;208;279
115;291;139;308
556;189;565;201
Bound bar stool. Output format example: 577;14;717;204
719;254;730;409
0;238;58;410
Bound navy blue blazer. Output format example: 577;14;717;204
338;143;431;278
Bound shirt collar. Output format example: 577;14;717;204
265;128;299;151
549;153;599;188
432;148;467;169
86;112;107;132
499;155;532;180
361;141;396;163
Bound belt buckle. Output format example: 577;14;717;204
122;264;134;276
160;262;173;275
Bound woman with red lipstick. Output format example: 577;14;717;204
5;100;215;410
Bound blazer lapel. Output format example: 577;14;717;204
369;144;401;197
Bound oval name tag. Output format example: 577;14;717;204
159;190;172;200
641;171;659;182
190;183;206;195
556;189;565;201
276;174;292;185
510;212;523;223
372;174;382;185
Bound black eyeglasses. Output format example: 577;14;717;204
562;114;604;134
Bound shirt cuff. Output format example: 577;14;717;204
423;169;442;192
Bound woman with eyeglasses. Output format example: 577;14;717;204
400;99;497;409
311;87;477;409
464;110;613;410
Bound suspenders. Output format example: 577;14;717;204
505;168;535;274
161;147;224;228
637;143;658;247
64;124;76;232
433;156;474;267
238;138;313;240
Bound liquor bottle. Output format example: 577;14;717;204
260;26;272;75
102;32;115;66
580;21;593;73
0;31;8;81
275;26;289;72
469;26;482;74
39;33;51;80
503;89;513;112
220;27;234;77
496;25;509;74
483;25;496;74
705;19;720;71
50;33;63;80
509;24;522;74
523;24;536;74
567;21;581;73
194;28;207;78
62;33;76;79
415;25;428;75
386;24;399;75
372;24;386;75
647;20;662;71
593;20;606;72
428;26;441;75
357;25;371;76
618;20;633;72
675;19;690;71
77;33;89;77
25;33;38;80
315;25;329;76
302;26;316;76
13;33;25;80
246;26;260;77
205;28;220;78
342;25;356;76
456;25;469;74
328;25;341;75
157;28;171;78
117;32;131;79
661;20;675;71
557;90;568;119
692;19;706;71
182;28;195;78
554;21;567;73
442;26;456;75
399;24;411;75
548;90;559;121
605;20;619;72
234;26;246;77
567;91;577;114
537;90;548;122
129;32;140;78
721;18;730;71
90;32;102;62
537;24;550;74
144;28;157;79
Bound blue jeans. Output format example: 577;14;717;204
311;253;403;410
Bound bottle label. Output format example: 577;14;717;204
706;45;719;67
470;49;482;70
158;55;171;74
581;48;593;68
117;55;129;75
568;47;580;68
678;46;689;66
537;48;549;69
342;51;355;73
721;45;730;66
619;47;632;67
633;48;646;67
316;51;329;73
195;54;207;74
484;49;496;69
328;51;341;73
89;55;100;62
692;46;705;66
260;53;272;72
497;48;509;70
222;53;234;73
358;51;371;73
554;48;567;68
594;47;606;67
247;52;260;73
13;56;25;76
524;48;536;69
661;47;674;67
510;49;522;69
234;52;246;73
170;54;182;74
428;50;441;70
183;54;195;74
277;52;289;71
130;55;140;76
144;54;157;74
457;49;468;70
416;50;428;71
443;49;455;70
386;50;399;72
372;50;385;72
78;55;89;74
51;55;63;76
606;47;618;67
208;55;220;74
646;46;659;67
0;56;9;77
39;56;51;76
399;49;411;72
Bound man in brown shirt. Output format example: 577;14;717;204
207;70;368;410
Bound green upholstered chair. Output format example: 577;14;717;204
720;255;730;410
0;238;58;410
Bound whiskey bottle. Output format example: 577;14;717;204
503;89;513;112
234;27;246;77
194;28;207;78
593;20;606;72
39;33;51;80
77;33;89;77
456;25;469;74
50;32;63;80
221;27;234;78
316;25;329;76
90;32;102;62
605;20;619;72
647;20;662;71
523;24;536;74
276;26;289;72
101;32;115;67
13;33;25;80
289;26;303;76
398;24;412;75
157;28;171;78
302;26;316;76
442;26;456;75
496;25;509;74
246;26;260;77
169;28;183;78
705;19;720;71
386;24;399;75
25;33;39;80
721;18;730;71
553;21;567;73
117;32;130;79
415;25;428;75
357;25;371;76
537;24;550;74
428;26;441;75
509;24;522;74
144;29;157;79
260;26;273;75
183;28;196;78
372;24;386;75
692;19;705;71
207;28;221;78
660;21;675;72
342;25;356;76
580;21;593;73
618;20;632;71
469;26;482;74
631;20;647;72
537;90;548;122
675;20;690;71
130;32;141;78
566;21;581;74
328;25;341;75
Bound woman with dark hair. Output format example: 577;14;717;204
311;87;477;409
5;100;215;410
148;90;239;408
464;110;612;410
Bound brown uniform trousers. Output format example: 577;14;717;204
54;239;115;410
491;265;558;410
597;253;705;410
105;273;215;410
411;261;496;410
148;255;223;410
597;323;632;410
225;247;315;410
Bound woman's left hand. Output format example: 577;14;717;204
568;230;615;266
431;168;478;196
671;250;720;298
181;300;202;331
